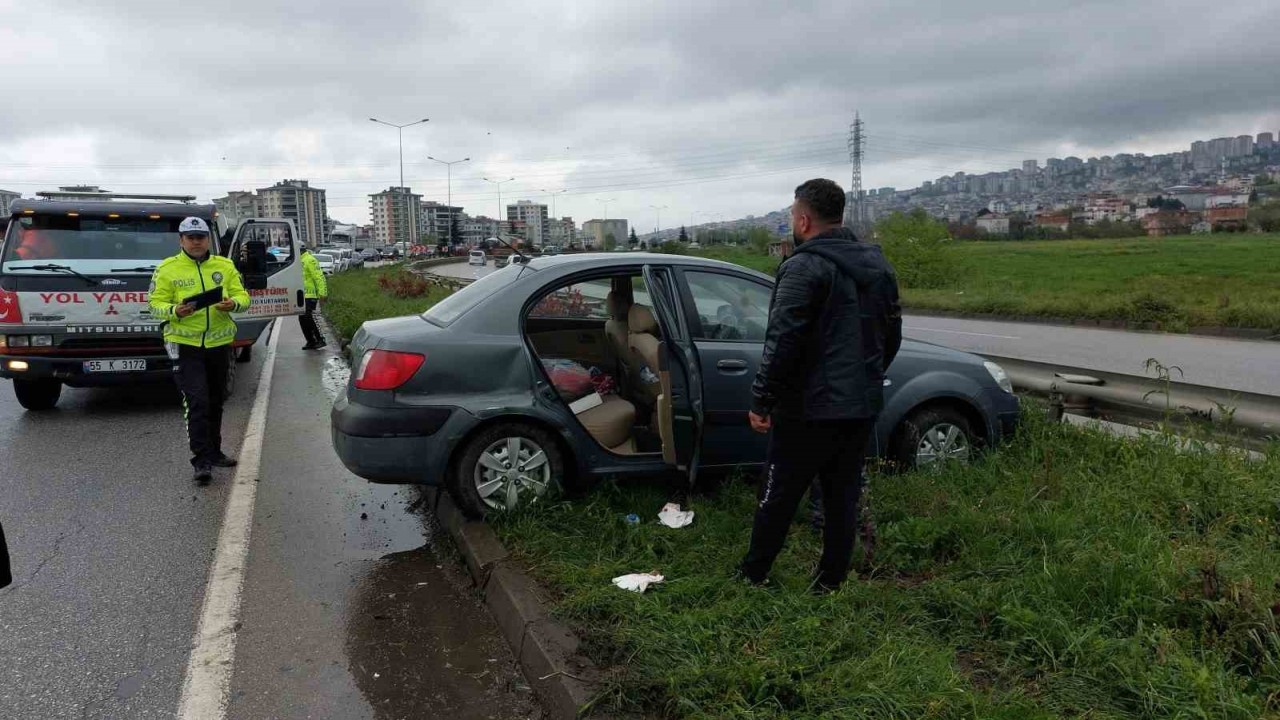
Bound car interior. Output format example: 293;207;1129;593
523;273;675;458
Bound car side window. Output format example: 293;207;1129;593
683;271;771;342
528;278;613;320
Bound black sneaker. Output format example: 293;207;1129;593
302;342;321;350
209;454;238;468
193;465;213;485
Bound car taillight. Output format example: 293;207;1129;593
354;349;425;391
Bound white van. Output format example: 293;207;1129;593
468;250;487;266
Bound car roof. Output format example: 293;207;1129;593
524;251;771;277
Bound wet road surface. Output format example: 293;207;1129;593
0;318;543;719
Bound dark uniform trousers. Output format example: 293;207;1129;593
298;299;325;345
740;416;874;587
174;344;231;467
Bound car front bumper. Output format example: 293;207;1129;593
330;387;466;485
0;353;173;387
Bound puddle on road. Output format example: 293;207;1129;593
344;528;544;720
322;355;351;400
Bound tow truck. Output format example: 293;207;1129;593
0;191;306;410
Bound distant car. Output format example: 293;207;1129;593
379;247;397;259
468;250;487;266
332;253;1020;517
314;252;337;275
495;256;511;268
361;248;379;262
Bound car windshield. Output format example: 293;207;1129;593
2;212;186;274
422;263;529;325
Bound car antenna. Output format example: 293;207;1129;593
493;234;531;263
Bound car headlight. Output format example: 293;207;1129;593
983;361;1014;394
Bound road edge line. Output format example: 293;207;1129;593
176;319;282;720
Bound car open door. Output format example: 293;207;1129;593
642;264;703;485
225;218;305;320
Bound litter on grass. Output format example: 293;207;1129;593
612;572;665;593
657;502;694;529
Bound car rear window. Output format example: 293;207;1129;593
422;263;530;326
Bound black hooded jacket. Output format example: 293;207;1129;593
750;227;903;420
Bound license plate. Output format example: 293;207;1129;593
83;359;148;373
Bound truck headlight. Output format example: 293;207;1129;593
984;361;1014;394
9;335;29;348
32;335;53;347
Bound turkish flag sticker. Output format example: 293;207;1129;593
0;289;22;324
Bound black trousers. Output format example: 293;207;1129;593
740;416;874;587
174;344;231;468
1;520;10;589
299;299;324;345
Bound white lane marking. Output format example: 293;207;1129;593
904;325;1020;340
177;319;281;720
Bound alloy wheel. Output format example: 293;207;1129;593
915;422;972;467
473;436;553;511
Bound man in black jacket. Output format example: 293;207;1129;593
739;178;902;591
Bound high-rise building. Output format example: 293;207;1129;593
213;191;258;227
256;179;327;248
460;215;501;246
369;187;422;246
419;201;464;245
506;200;550;247
1022;159;1038;173
1258;132;1275;150
581;219;628;250
548;217;576;246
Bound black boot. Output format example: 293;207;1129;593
193;464;213;485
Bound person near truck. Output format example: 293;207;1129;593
149;217;252;484
298;245;328;350
739;178;903;592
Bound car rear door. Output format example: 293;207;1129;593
225;218;305;319
672;267;773;468
642;264;703;483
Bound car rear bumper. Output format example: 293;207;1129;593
330;388;461;484
0;353;172;386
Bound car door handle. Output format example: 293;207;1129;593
716;359;749;371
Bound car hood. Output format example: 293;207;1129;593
899;338;985;366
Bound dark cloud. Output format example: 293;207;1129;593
1;0;1277;225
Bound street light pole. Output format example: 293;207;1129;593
369;117;429;188
649;204;667;235
597;197;616;220
482;176;515;235
428;155;470;249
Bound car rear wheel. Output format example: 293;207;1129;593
13;379;62;411
449;423;564;518
893;406;976;470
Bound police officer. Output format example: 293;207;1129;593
739;179;902;592
149;217;251;484
298;245;328;350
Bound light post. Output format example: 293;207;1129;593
369;117;429;188
541;189;567;219
649;204;667;235
428;155;470;249
597;197;617;220
482;176;515;233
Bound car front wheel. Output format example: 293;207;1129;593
449;423;565;518
893;406;977;470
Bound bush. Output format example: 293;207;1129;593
874;208;960;289
376;269;433;298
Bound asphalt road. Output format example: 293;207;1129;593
0;319;542;719
431;257;1278;395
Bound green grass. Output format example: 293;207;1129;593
323;264;452;341
492;413;1280;719
694;234;1280;332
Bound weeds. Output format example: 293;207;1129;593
324;265;452;341
491;411;1280;718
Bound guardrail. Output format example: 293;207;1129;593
985;354;1280;438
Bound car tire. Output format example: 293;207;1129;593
892;406;977;470
13;379;61;411
449;423;565;518
235;345;253;363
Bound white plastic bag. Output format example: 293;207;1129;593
657;503;695;529
612;572;665;593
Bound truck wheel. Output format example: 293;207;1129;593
223;350;237;399
235;345;252;363
13;379;62;411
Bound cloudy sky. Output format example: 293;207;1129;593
2;0;1278;232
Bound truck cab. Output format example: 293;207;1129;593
0;191;305;410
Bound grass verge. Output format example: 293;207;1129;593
694;234;1280;332
491;412;1280;719
323;264;453;341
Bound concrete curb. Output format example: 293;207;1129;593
424;487;605;719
